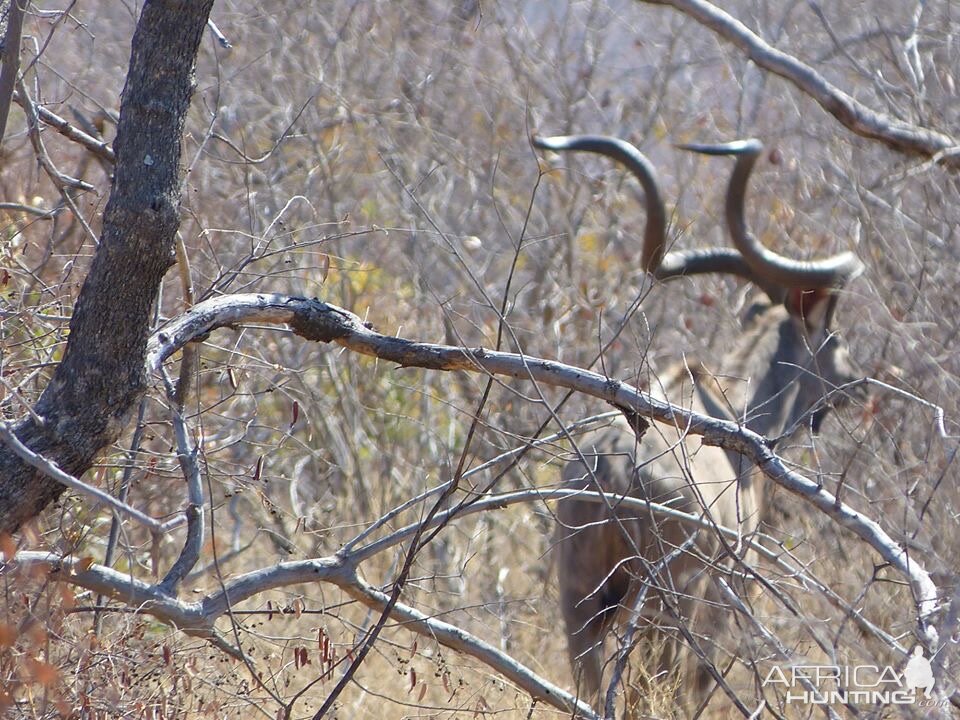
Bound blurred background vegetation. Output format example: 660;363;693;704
1;1;957;717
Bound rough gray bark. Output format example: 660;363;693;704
0;0;215;532
0;0;25;144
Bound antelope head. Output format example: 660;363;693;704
533;134;864;437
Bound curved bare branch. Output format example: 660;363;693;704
146;292;942;645
10;482;947;713
643;0;960;163
6;549;600;719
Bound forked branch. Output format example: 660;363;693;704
9;293;943;715
6;486;944;715
145;292;943;645
7;548;600;719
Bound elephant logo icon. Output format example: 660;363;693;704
903;646;934;699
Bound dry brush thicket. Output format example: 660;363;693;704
0;1;958;718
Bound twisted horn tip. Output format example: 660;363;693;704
532;135;574;151
676;138;763;156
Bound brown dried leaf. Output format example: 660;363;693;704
58;585;77;609
0;623;17;649
0;534;17;560
291;597;305;619
319;254;330;284
27;658;59;686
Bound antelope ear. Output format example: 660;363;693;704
785;287;835;330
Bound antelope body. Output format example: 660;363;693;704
534;135;863;712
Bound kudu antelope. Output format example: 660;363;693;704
534;135;863;711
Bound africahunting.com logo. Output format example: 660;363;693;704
762;647;947;708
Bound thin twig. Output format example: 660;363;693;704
157;368;206;592
716;578;845;720
94;398;149;633
10;90;115;163
605;534;697;718
341;411;619;553
15;78;95;191
206;18;232;48
0;420;172;533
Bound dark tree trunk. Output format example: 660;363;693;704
0;0;26;144
0;0;215;532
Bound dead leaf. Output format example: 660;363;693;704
291;597;305;619
0;624;17;649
